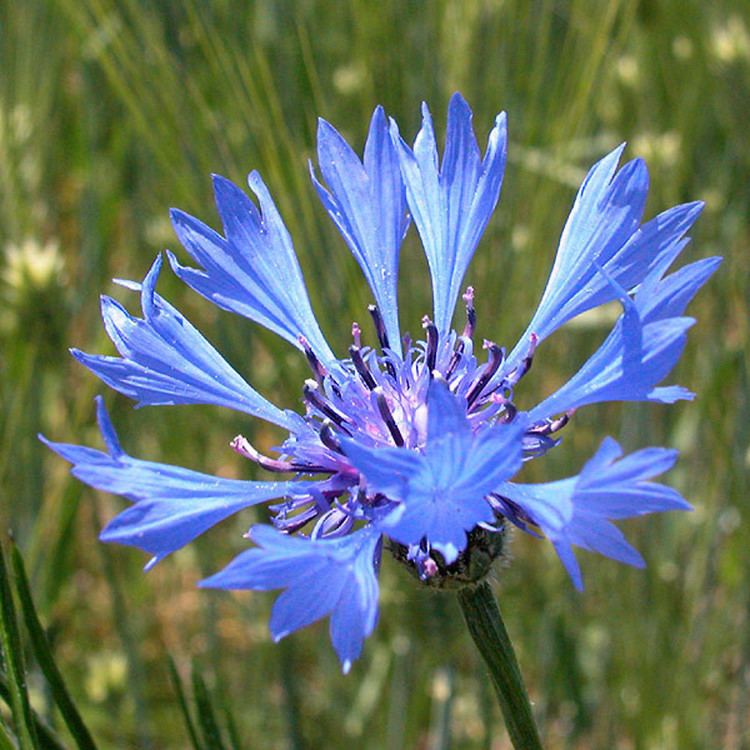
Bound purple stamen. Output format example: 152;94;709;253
528;410;574;436
374;387;405;447
422;315;438;374
506;332;538;387
368;305;397;378
488;494;542;537
351;322;362;348
445;339;466;380
298;335;327;386
303;380;351;429
462;286;476;339
231;435;330;474
466;342;505;408
349;345;377;390
480;392;516;424
319;420;343;453
368;304;391;351
500;401;517;423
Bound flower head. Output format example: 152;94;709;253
44;93;720;671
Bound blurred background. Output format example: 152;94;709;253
0;0;748;747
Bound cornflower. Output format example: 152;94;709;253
45;94;718;686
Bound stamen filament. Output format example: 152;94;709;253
319;420;344;453
466;342;505;408
368;305;397;377
462;286;476;339
374;387;405;446
422;315;438;374
506;333;538;387
368;304;391;351
231;435;330;473
349;345;377;390
298;335;327;386
528;410;574;436
303;380;351;429
445;338;466;380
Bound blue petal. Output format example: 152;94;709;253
41;397;294;566
342;381;524;563
491;479;575;535
528;305;695;422
73;255;294;430
426;377;472;443
527;233;719;422
636;256;722;323
311;107;407;354
504;144;703;370
498;437;690;589
391;93;507;335
169;171;334;364
201;525;381;672
328;534;382;673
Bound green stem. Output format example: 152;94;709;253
457;581;544;750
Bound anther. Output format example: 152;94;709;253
462;287;476;339
529;409;574;436
466;342;505;408
298;335;327;386
231;435;329;473
368;305;391;351
422;315;439;374
445;339;466;380
507;333;538;386
500;401;517;423
374;387;405;447
489;392;517;423
303;379;351;428
368;305;397;378
319;420;343;453
231;435;293;471
351;322;362;348
349;345;377;390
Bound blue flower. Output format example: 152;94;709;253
44;92;719;671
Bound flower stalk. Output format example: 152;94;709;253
457;581;544;750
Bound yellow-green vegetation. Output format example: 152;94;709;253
1;1;747;747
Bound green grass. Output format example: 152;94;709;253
1;0;748;747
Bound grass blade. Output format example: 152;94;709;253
222;706;242;750
0;718;19;750
0;672;66;750
90;505;152;749
0;540;38;750
167;656;203;750
10;542;97;750
191;664;228;750
0;672;67;750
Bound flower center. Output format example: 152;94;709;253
232;287;571;563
